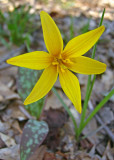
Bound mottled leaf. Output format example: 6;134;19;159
17;68;45;118
20;119;49;160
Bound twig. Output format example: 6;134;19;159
81;123;107;140
19;105;34;119
0;63;11;70
88;101;114;142
0;44;25;64
0;44;25;70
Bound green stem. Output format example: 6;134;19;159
77;9;105;138
25;41;31;52
52;87;78;138
77;75;91;137
88;75;96;100
37;97;46;120
99;8;105;26
91;8;105;59
80;89;114;133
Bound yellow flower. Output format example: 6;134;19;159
7;11;106;113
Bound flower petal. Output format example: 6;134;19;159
24;65;58;105
7;51;52;70
62;26;105;58
66;56;107;74
40;11;63;56
59;69;82;113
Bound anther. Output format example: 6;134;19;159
52;61;59;65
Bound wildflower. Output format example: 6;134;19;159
7;11;106;113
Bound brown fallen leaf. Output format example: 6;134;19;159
0;137;6;149
12;120;22;134
0;132;16;147
0;144;20;160
29;145;47;160
0;74;14;88
44;152;60;160
0;66;18;78
99;106;113;124
45;90;71;110
82;116;98;145
74;151;101;160
102;69;114;91
7;101;27;121
0;81;20;102
0;120;11;133
42;108;68;151
102;141;114;160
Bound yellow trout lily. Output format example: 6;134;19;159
7;11;106;113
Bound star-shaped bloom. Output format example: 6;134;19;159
7;11;106;113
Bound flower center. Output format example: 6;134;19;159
52;58;62;65
52;56;73;72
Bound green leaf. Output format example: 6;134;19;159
20;119;49;160
17;68;45;118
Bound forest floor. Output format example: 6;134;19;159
0;0;114;160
